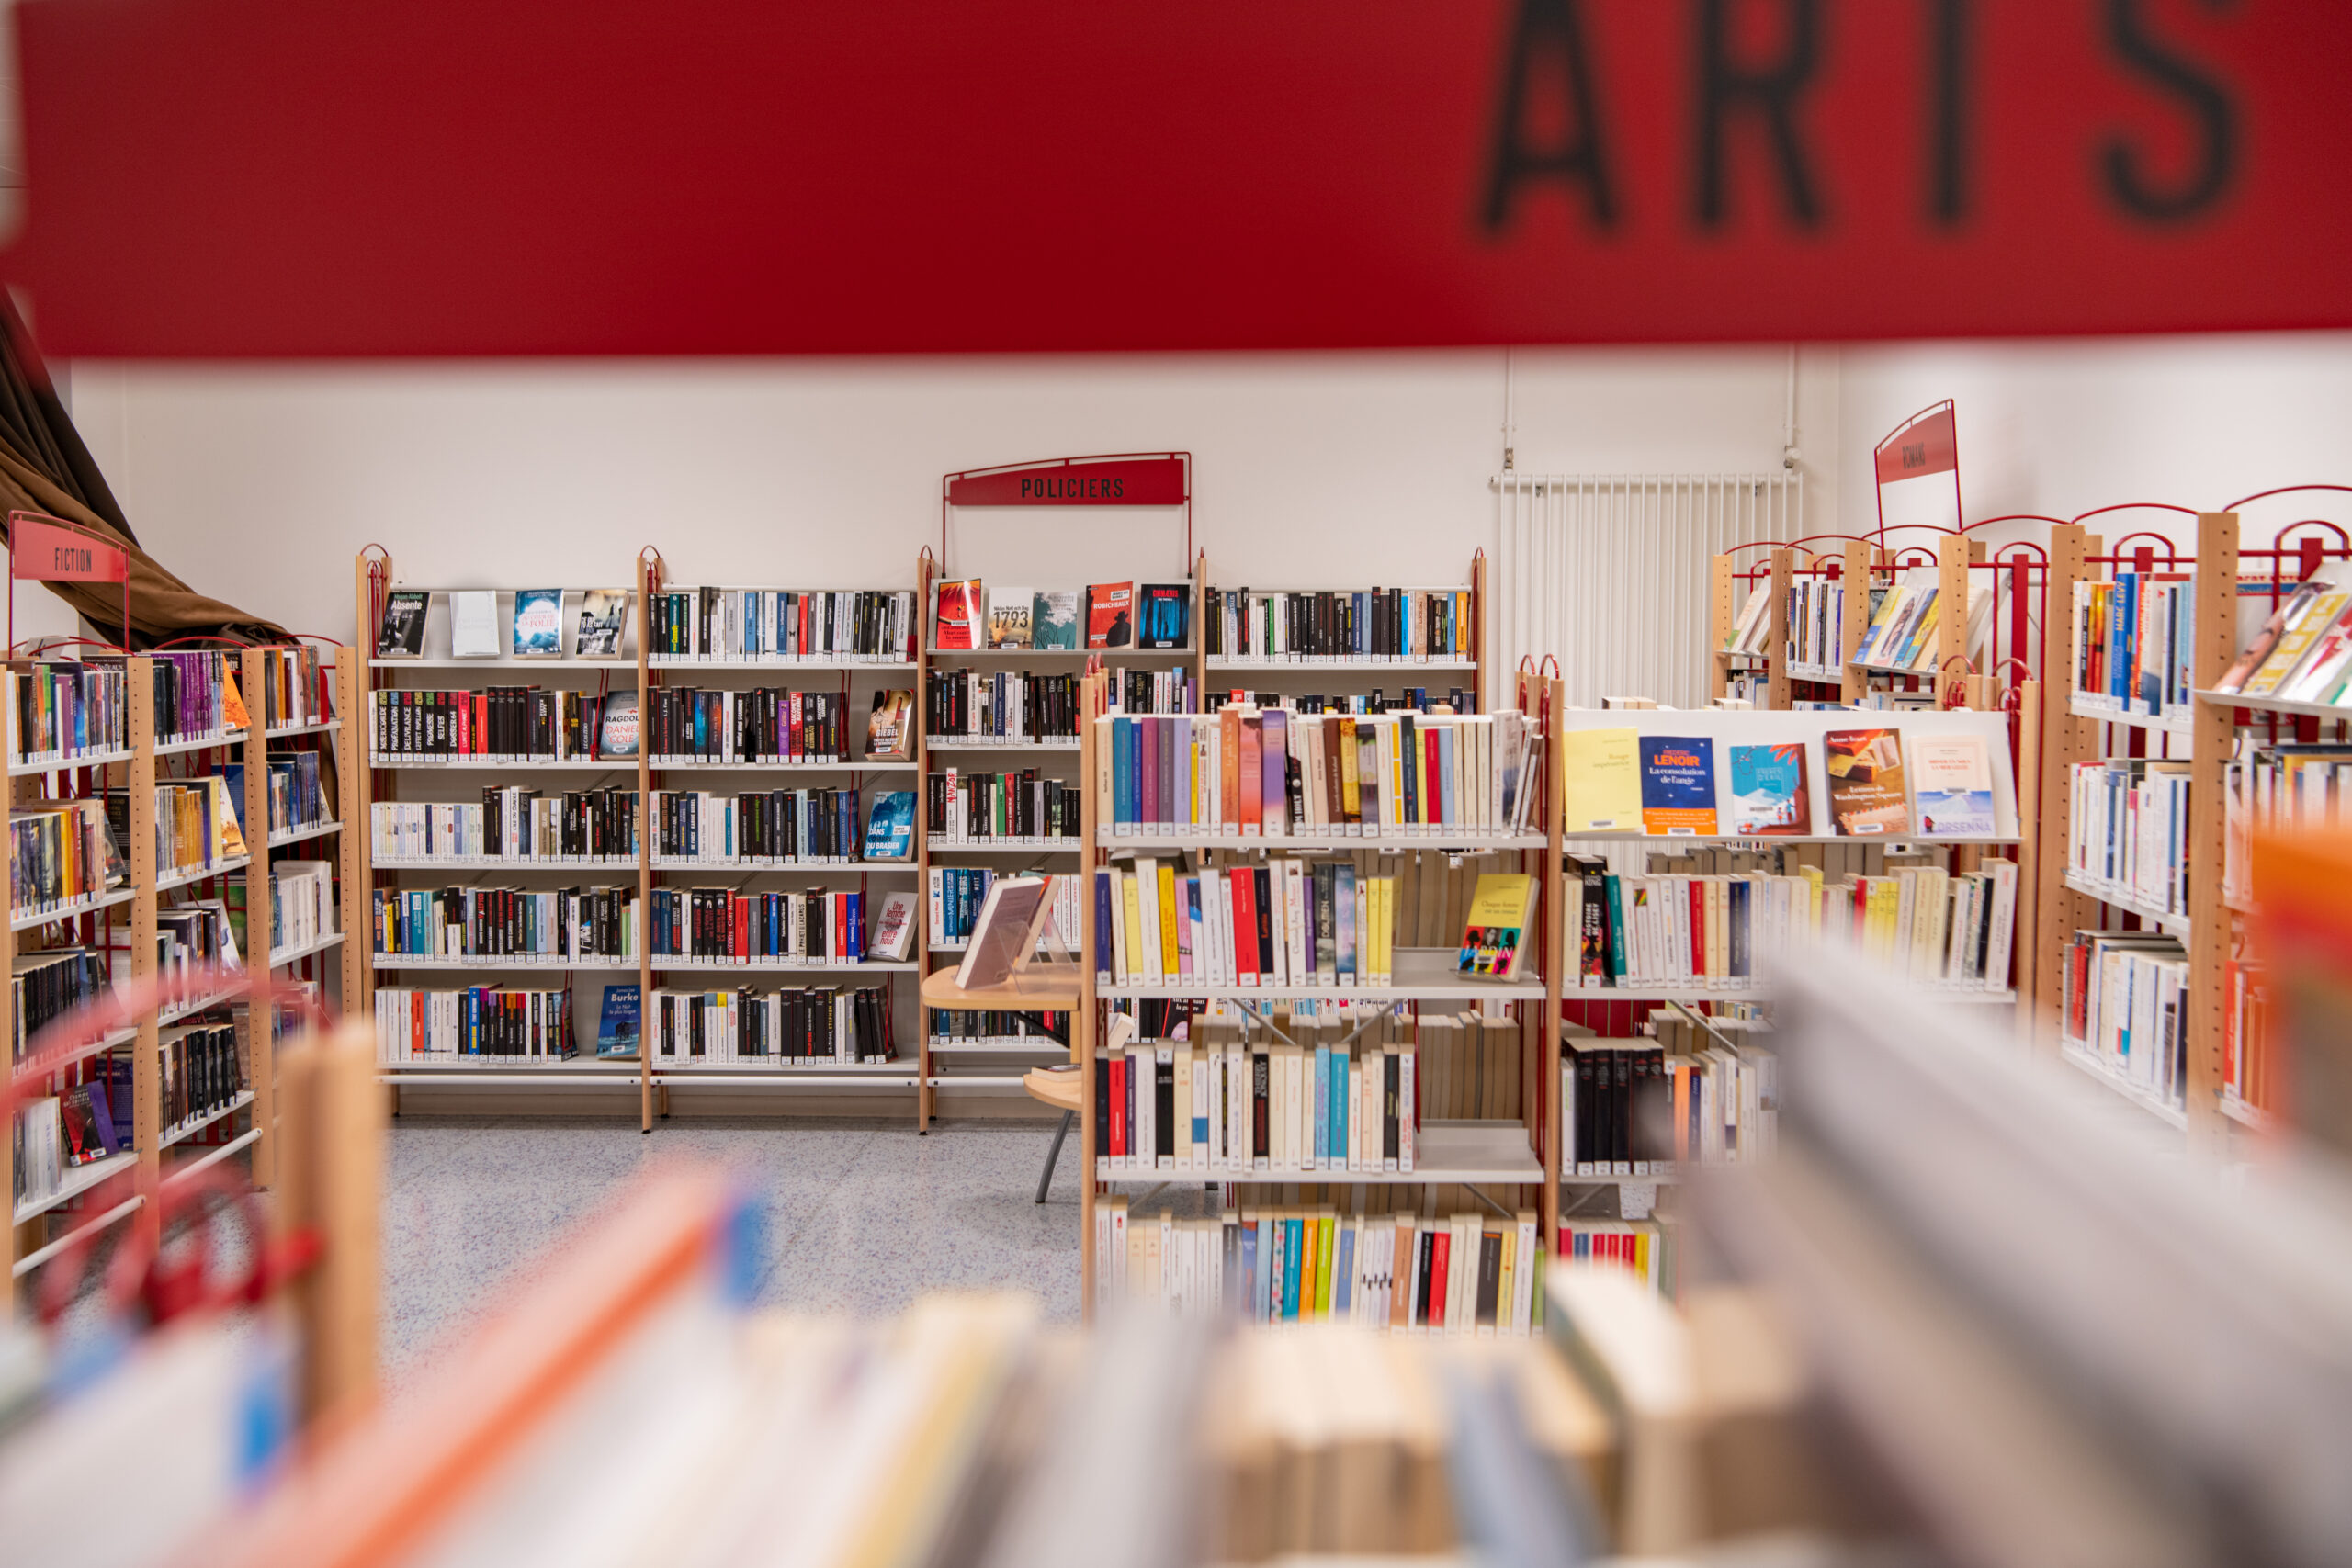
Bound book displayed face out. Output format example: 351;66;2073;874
955;874;1057;990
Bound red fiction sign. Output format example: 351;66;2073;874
1874;404;1960;484
11;514;128;583
948;458;1189;508
4;0;2349;356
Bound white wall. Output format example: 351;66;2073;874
1838;333;2352;555
60;347;1829;648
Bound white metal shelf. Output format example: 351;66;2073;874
1096;1121;1542;1186
647;658;916;671
154;729;246;757
650;856;913;873
1561;984;2016;1005
925;1039;1069;1055
926;838;1081;853
379;1056;639;1073
368;757;636;771
924;738;1081;751
370;658;637;671
11;886;136;933
926;647;1194;661
1102;948;1543;1002
2060;1038;2188;1131
1561;1170;1682;1185
160;1089;257;1150
156;855;252;893
2068;697;2196;737
645;757;916;772
373;856;637;871
8;746;131;776
268;820;343;850
372;955;639;971
647;957;920;974
270;930;345;969
13;1148;138;1224
264;718;342;739
1094;830;1546;852
2219;1093;2275;1134
1562;832;2021;847
1203;658;1478;671
2194;687;2352;722
2062;868;2192;940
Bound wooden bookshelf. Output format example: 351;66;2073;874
1075;673;1566;1323
1712;538;1873;708
1197;548;1487;714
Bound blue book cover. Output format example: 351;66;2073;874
597;984;640;1057
1094;870;1114;982
512;588;564;657
1331;1052;1348;1167
1283;1218;1304;1319
1334;1226;1356;1314
1313;1045;1329;1165
1638;735;1719;834
1725;742;1811;835
1114;718;1136;828
862;791;914;861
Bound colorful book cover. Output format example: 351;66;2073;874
596;984;641;1057
2245;588;2351;696
1909;734;1996;836
377;590;428;657
862;791;916;861
986;586;1035;649
2218;577;2333;693
1456;872;1536;979
1561;727;1643;832
1032;589;1081;650
1136;583;1191;649
1086;581;1136;648
1824;728;1910;836
1725;742;1811;835
1637;735;1717;835
573;589;628;657
512;588;563;657
598;690;639;758
933;578;982;650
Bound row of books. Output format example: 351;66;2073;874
1851;568;1989;671
147;777;249;878
2220;743;2352;906
1107;669;1200;716
924;670;1087;743
650;787;904;864
923;1010;1069;1046
1097;1200;1545;1335
1562;1039;1778;1174
377;588;626;660
152;651;239;747
2222;958;2276;1118
8;661;124;766
1091;860;1405;991
1557;1220;1672;1293
10;798;124;919
371;885;641;964
647;984;894;1063
17;1096;84;1207
1564;724;2002;839
1788;577;1849;671
2071;571;2196;720
926;768;1082;842
1210;685;1476;716
934;579;1190;652
1094;708;1542;839
2067;759;2190;918
373;986;576;1061
12;948;110;1065
2215;575;2352;705
370;787;641;863
268;863;336;954
643;684;873;763
649;886;875;965
1565;855;2018;993
368;687;616;761
159;1022;245;1135
156;901;241;990
1201;586;1475;663
929;867;1083;950
2062;931;2189;1111
1093;1037;1418;1173
228;752;335;836
252;645;336;730
647;587;916;663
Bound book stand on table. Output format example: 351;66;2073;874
919;920;1083;1199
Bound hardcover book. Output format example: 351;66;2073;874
596;984;640;1057
863;791;916;862
377;590;429;658
1086;581;1136;649
449;591;500;659
1637;735;1718;835
512;588;564;657
1561;727;1643;832
1032;589;1081;650
598;690;639;758
870;889;919;961
1725;742;1811;835
933;579;983;651
1910;733;1996;836
1824;728;1910;836
865;688;914;759
573;589;628;657
987;586;1035;649
1457;872;1538;980
1136;583;1191;649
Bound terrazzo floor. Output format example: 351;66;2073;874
381;1115;1104;1383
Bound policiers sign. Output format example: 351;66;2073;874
3;0;2343;355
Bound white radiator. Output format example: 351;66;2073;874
1496;472;1804;710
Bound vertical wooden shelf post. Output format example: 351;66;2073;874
2032;525;2094;1044
1075;670;1103;1320
338;648;367;1029
1935;532;1971;707
913;547;935;1130
1470;547;1489;713
129;656;161;1251
1839;538;1871;706
242;647;277;1186
1540;674;1565;1250
1707;553;1735;701
2;686;17;1307
636;552;660;1134
1766;548;1794;710
2184;511;2238;1151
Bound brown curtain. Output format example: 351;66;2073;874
0;295;284;647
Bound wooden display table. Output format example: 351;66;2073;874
917;964;1081;1013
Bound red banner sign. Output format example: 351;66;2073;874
1875;405;1960;484
11;515;129;583
948;458;1188;508
4;0;2348;356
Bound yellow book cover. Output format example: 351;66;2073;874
1317;1211;1337;1316
1497;1223;1517;1330
1094;716;1117;830
2245;589;2352;697
1458;872;1538;979
221;671;251;732
1562;727;1643;832
1868;876;1901;961
212;776;247;858
1120;872;1148;983
1339;717;1360;820
1157;862;1179;977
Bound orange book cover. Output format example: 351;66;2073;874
1220;706;1243;831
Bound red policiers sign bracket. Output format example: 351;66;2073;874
940;453;1192;575
1873;400;1963;546
9;510;130;653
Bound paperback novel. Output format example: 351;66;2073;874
987;587;1035;649
934;579;983;651
596;984;641;1057
1725;742;1811;835
1910;733;1996;836
1560;727;1643;832
1087;581;1136;649
1457;872;1538;980
865;688;914;760
1637;735;1718;835
512;589;563;657
574;589;628;657
449;591;500;659
1824;728;1910;836
1033;589;1081;650
377;590;428;658
864;791;916;862
1136;583;1191;649
599;691;640;758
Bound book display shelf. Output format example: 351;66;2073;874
355;549;924;1132
1069;669;1567;1326
2039;502;2350;1144
1198;548;1487;713
6;644;360;1298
